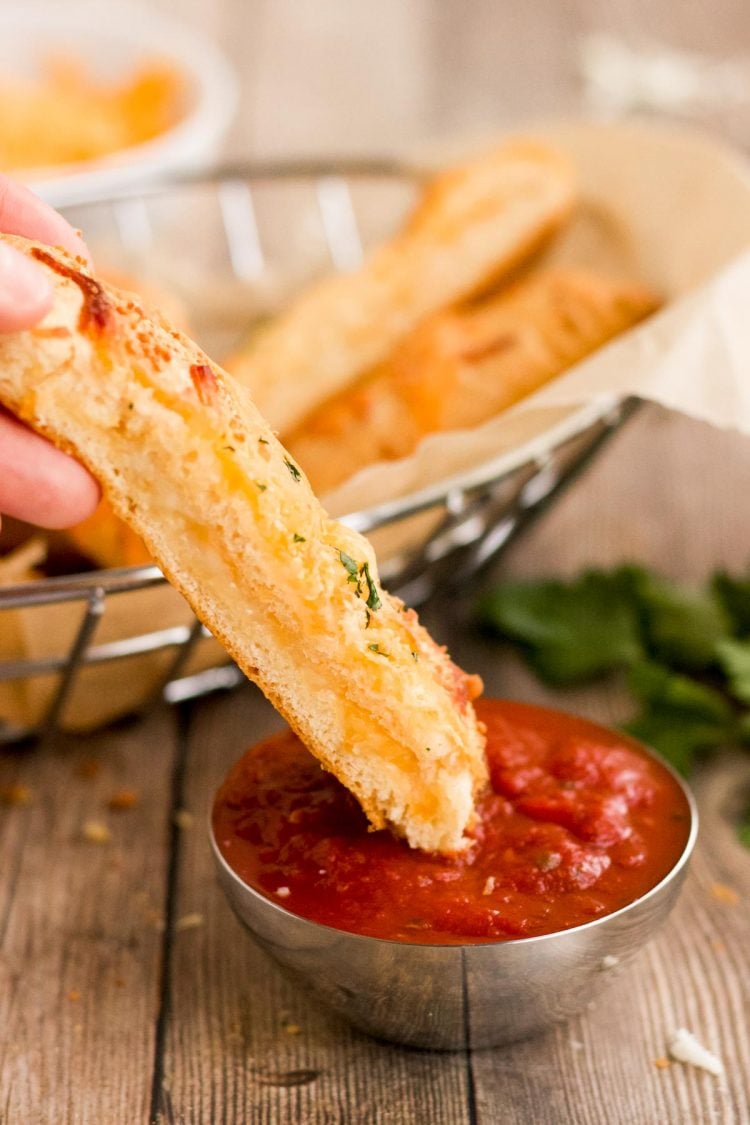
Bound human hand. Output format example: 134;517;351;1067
0;176;100;529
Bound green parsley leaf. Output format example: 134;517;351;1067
339;551;359;576
715;638;750;705
476;568;643;685
362;561;382;611
284;458;302;481
293;533;306;543
624;710;728;777
737;807;750;849
712;571;750;636
255;482;267;492
627;660;734;723
624;661;734;775
368;643;389;657
634;572;731;672
258;437;269;445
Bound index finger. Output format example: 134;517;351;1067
0;176;90;262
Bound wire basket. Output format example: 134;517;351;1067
0;162;631;743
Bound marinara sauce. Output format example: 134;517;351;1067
212;700;691;944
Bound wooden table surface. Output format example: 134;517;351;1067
2;3;750;1123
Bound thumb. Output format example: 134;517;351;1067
0;241;53;332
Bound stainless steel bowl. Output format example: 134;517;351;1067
210;744;698;1051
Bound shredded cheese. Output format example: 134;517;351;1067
668;1028;724;1077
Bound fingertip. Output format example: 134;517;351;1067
0;174;91;264
0;411;101;529
0;242;53;331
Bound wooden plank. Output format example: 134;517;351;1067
438;407;750;1124
0;708;178;1125
156;684;472;1125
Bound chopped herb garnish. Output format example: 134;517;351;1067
411;651;419;662
223;445;236;452
362;561;382;611
284;458;302;481
293;533;306;543
339;551;358;576
258;437;269;445
368;643;389;657
255;482;267;492
364;609;371;629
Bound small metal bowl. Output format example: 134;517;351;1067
210;747;697;1051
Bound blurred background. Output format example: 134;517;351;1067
189;0;750;158
4;0;750;190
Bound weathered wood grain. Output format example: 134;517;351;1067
0;710;178;1125
155;685;472;1125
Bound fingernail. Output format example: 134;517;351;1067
0;242;52;326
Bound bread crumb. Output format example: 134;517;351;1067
67;989;81;1002
710;939;725;954
710;882;740;906
284;1023;301;1035
172;808;194;830
0;783;33;806
482;876;495;895
108;788;139;811
81;820;111;844
175;912;204;932
668;1028;724;1076
653;1057;671;1069
275;886;291;898
570;1039;584;1051
600;955;619;970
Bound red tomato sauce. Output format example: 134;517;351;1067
212;699;691;944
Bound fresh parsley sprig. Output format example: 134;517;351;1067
476;564;750;848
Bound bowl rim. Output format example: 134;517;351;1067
3;1;238;194
209;720;699;953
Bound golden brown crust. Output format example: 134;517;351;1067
225;140;576;432
286;268;661;494
0;235;487;854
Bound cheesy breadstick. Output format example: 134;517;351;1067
0;235;486;854
225;140;576;432
286;268;660;494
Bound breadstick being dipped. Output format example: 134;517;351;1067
285;267;661;494
225;140;576;432
0;235;487;854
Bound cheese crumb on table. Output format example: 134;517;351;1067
668;1028;724;1077
175;912;204;932
709;883;740;906
81;820;111;844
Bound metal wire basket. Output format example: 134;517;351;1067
0;162;631;743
